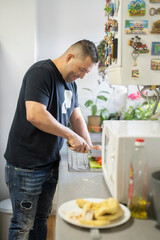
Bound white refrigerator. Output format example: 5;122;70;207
105;0;160;85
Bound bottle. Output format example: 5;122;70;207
128;138;149;219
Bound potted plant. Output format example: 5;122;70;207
124;100;160;120
83;88;110;132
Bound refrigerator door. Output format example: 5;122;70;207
107;0;160;85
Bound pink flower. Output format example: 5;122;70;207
128;91;141;100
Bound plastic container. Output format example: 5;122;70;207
0;198;12;240
128;138;149;219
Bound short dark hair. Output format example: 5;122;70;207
71;39;98;63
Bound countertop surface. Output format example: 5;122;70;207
55;140;160;240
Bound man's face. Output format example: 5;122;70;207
63;55;95;83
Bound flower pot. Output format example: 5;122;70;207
88;126;102;133
87;116;102;132
88;116;101;126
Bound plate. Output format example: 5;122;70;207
58;198;131;229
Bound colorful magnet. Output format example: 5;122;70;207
105;19;118;33
150;20;160;34
151;59;160;70
132;69;139;79
152;42;160;56
104;1;115;17
150;0;160;3
112;19;118;32
128;36;149;53
128;0;146;16
125;20;148;34
109;3;115;16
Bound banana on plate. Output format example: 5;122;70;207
76;198;124;226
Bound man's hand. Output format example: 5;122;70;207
67;133;90;153
90;145;102;151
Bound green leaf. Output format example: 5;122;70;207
90;128;96;133
109;113;120;120
98;91;109;94
82;88;92;92
100;108;109;121
84;100;93;107
142;101;148;106
91;105;97;116
124;106;135;120
97;95;108;101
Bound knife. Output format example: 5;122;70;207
67;142;101;157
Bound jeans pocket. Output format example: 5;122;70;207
19;171;45;195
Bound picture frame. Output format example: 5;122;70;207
152;42;160;56
151;59;160;70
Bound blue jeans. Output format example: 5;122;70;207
5;162;59;240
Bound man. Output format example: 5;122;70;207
4;39;100;240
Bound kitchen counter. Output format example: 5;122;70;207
55;142;160;240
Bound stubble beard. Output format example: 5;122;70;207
65;72;78;83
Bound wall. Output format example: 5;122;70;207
0;0;136;201
0;0;112;201
35;0;106;59
35;0;116;122
0;0;35;200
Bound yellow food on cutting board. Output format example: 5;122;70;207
76;198;124;226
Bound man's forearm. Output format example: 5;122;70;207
70;116;93;147
26;101;74;140
26;101;91;153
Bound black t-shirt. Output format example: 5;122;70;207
4;59;79;169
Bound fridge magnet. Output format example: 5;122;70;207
114;0;120;16
150;20;160;34
112;19;118;31
104;0;111;17
152;42;160;55
151;59;160;70
128;0;146;16
150;0;160;3
149;8;160;16
131;50;139;79
131;50;140;66
125;20;148;34
128;36;149;53
105;19;118;33
104;1;115;17
132;69;139;79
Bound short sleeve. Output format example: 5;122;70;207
73;82;79;108
24;67;52;106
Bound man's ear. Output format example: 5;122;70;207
66;54;74;63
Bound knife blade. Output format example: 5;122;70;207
67;142;102;157
88;148;102;157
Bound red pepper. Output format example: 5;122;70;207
96;157;102;165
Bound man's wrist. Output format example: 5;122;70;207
63;127;75;141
